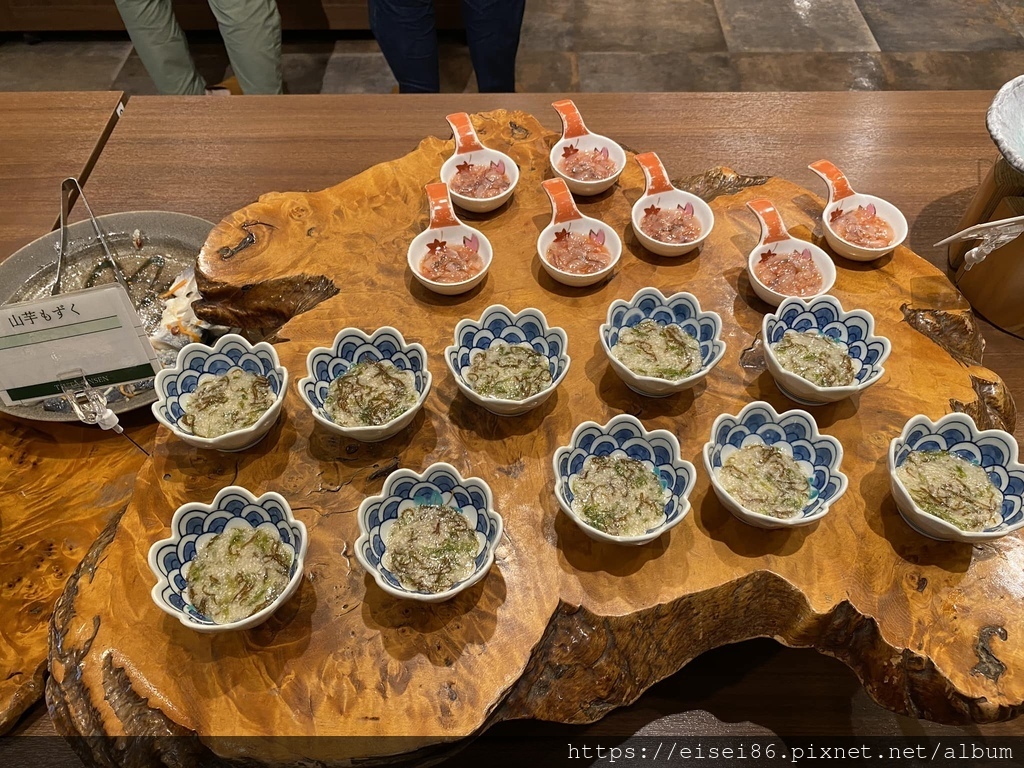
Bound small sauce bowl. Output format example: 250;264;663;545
631;152;714;257
745;198;836;308
407;182;492;296
439;112;519;214
808;160;908;262
537;177;621;288
549;99;626;196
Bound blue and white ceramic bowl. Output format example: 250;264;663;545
445;305;570;416
703;401;848;529
148;486;307;632
298;327;431;443
552;413;696;545
600;287;726;397
889;412;1024;542
355;463;503;602
762;295;891;405
152;333;288;452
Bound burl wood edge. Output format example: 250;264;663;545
0;417;155;736
46;111;1020;766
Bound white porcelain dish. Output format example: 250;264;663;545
631;152;714;257
407;182;492;296
549;99;626;196
745;198;836;308
537;177;621;288
439;112;519;213
808;159;908;262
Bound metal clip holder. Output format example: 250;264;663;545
57;368;149;455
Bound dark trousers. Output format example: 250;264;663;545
369;0;525;93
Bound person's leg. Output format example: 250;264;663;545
368;0;440;94
461;0;524;93
206;0;283;94
114;0;206;95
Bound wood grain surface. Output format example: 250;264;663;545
0;89;158;738
47;109;1023;765
0;91;124;260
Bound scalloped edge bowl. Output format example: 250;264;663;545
888;412;1024;542
703;401;848;529
354;462;503;602
297;326;431;443
445;305;570;416
151;333;288;452
600;287;726;398
148;487;308;632
552;413;697;545
762;295;891;405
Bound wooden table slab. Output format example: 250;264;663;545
41;92;1023;748
0;91;124;260
47;111;1024;768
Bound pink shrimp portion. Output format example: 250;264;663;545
450;160;510;199
545;229;611;274
639;203;702;244
830;204;894;248
558;145;617;182
754;248;823;297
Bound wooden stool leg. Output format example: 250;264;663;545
950;156;1024;269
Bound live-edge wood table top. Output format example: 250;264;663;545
16;92;1024;749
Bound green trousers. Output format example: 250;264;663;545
114;0;283;95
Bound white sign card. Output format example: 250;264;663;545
0;284;161;405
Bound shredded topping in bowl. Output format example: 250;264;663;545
896;449;1003;532
753;248;823;297
323;360;418;427
570;455;669;537
186;527;292;624
716;444;811;520
612;318;702;380
181;368;275;438
465;341;552;400
771;329;856;387
384;504;479;592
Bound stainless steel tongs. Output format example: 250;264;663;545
51;177;132;296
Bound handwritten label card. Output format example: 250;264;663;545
0;284;160;405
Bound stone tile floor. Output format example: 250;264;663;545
1;0;1022;94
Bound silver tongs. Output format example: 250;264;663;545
935;214;1024;272
51;177;131;296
